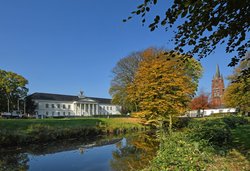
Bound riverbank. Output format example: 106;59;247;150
0;117;145;147
144;116;250;171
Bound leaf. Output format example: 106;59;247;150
181;10;187;18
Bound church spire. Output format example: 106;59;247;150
215;64;221;78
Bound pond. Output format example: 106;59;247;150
0;132;159;171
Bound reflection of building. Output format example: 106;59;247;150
29;92;121;118
211;65;224;108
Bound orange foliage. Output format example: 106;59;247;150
127;49;202;124
190;93;209;110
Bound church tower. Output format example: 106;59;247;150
211;65;225;108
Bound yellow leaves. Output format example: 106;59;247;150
126;49;202;123
223;77;250;112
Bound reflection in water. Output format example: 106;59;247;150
0;132;158;171
0;150;29;171
110;132;159;171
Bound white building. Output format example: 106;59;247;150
186;108;237;117
29;92;121;118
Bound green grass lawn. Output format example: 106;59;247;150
0;117;143;131
0;117;144;147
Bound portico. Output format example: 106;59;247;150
74;101;99;116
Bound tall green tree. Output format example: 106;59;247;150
125;0;249;74
223;52;250;114
0;69;28;112
127;50;202;131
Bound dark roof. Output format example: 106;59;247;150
87;97;112;104
28;92;112;104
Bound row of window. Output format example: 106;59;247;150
46;111;71;116
46;104;71;109
101;106;113;110
45;103;114;111
45;111;111;116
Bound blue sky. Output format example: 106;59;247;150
0;0;235;98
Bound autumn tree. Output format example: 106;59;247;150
127;50;202;131
223;52;250;114
109;48;161;113
125;0;250;77
190;91;209;116
0;69;28;112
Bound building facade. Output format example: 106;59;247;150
186;108;236;117
211;65;225;108
29;92;121;118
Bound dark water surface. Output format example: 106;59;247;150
0;132;158;171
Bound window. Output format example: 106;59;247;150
110;106;112;110
46;104;49;108
68;105;71;109
52;104;55;108
63;104;66;109
68;112;70;115
46;111;49;115
57;104;60;108
52;112;54;116
58;112;60;115
63;112;65;115
219;110;223;113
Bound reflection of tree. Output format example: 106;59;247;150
111;132;159;171
0;151;29;171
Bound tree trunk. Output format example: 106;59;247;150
7;97;10;112
169;114;172;134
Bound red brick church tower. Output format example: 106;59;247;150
211;65;225;108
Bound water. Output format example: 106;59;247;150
0;132;158;171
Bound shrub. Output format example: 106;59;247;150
188;119;232;147
0;129;21;147
222;116;248;129
173;117;192;129
26;124;55;142
145;132;213;170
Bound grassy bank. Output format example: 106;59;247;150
144;116;250;171
0;117;144;147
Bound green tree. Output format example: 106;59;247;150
0;69;28;112
127;50;202;131
25;95;37;115
223;52;250;114
125;0;249;72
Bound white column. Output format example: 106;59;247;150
80;103;82;116
74;104;76;116
86;104;88;115
88;104;91;115
92;104;94;115
84;103;86;115
93;104;96;115
96;104;99;115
